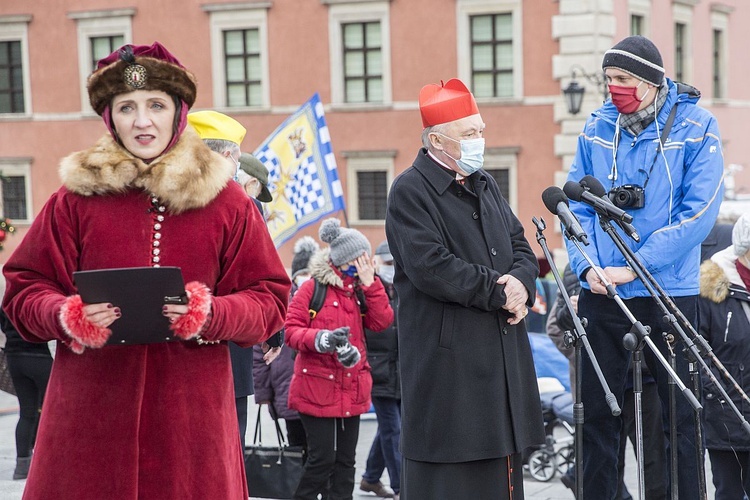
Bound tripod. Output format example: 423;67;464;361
566;227;702;500
533;217;621;500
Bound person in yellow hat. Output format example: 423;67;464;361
385;79;544;499
188;110;247;178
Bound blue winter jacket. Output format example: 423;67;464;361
566;78;724;298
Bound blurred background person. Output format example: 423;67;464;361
360;240;400;499
0;307;52;481
698;213;750;499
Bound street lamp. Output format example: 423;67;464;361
562;65;609;115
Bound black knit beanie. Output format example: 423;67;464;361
602;35;665;86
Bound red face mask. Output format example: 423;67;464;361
608;82;648;114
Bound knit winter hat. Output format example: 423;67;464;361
732;213;750;256
88;42;197;116
602;36;665;86
291;236;320;278
319;218;371;267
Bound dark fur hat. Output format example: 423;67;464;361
87;42;197;116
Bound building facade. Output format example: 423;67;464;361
0;0;747;269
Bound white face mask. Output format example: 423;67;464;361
378;264;395;284
439;134;485;175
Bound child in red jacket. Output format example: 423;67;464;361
285;218;394;500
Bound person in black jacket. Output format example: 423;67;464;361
0;308;52;480
360;241;400;499
698;213;750;499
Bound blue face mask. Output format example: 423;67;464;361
340;265;358;278
440;135;485;175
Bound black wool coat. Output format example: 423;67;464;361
365;280;400;400
385;149;544;463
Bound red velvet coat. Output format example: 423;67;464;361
285;249;393;418
2;128;290;500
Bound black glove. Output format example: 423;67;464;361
336;342;361;368
314;326;350;353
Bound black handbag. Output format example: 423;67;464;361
0;350;16;396
245;406;305;499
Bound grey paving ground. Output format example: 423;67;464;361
0;390;714;500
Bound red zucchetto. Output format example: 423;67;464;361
418;78;479;129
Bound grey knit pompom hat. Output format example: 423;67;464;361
319;218;371;266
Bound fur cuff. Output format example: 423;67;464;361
59;295;112;354
171;282;212;340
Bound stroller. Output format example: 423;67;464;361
525;382;575;482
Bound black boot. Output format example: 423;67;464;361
13;456;31;480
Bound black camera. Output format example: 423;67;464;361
608;184;645;209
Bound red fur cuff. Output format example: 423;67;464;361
59;295;112;354
171;281;212;340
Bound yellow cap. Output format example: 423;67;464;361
187;110;246;145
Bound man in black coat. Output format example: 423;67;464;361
385;78;544;499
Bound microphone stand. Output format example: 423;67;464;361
532;217;621;500
593;215;721;500
567;225;702;500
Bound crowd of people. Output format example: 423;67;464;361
0;33;747;500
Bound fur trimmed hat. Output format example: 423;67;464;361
291;236;320;279
87;42;197;116
319;218;371;267
602;36;665;87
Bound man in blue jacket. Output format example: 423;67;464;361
566;36;724;500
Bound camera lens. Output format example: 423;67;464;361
615;190;631;205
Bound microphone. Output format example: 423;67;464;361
563;179;634;224
579;176;640;242
542;186;589;245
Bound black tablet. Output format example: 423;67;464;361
73;267;186;345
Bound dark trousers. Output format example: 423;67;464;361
6;353;53;458
296;413;360;500
708;448;750;500
578;291;700;500
236;396;248;450
363;397;401;493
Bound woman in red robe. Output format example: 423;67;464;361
1;42;290;499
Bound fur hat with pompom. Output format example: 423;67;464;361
291;236;320;278
319;218;371;267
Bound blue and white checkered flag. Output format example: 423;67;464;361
253;93;345;248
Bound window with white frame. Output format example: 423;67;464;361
328;1;391;106
672;2;695;85
70;10;133;113
484;148;518;210
344;152;394;223
0;159;32;224
206;6;270;109
0;16;31;115
457;0;522;100
628;0;650;36
711;8;730;100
